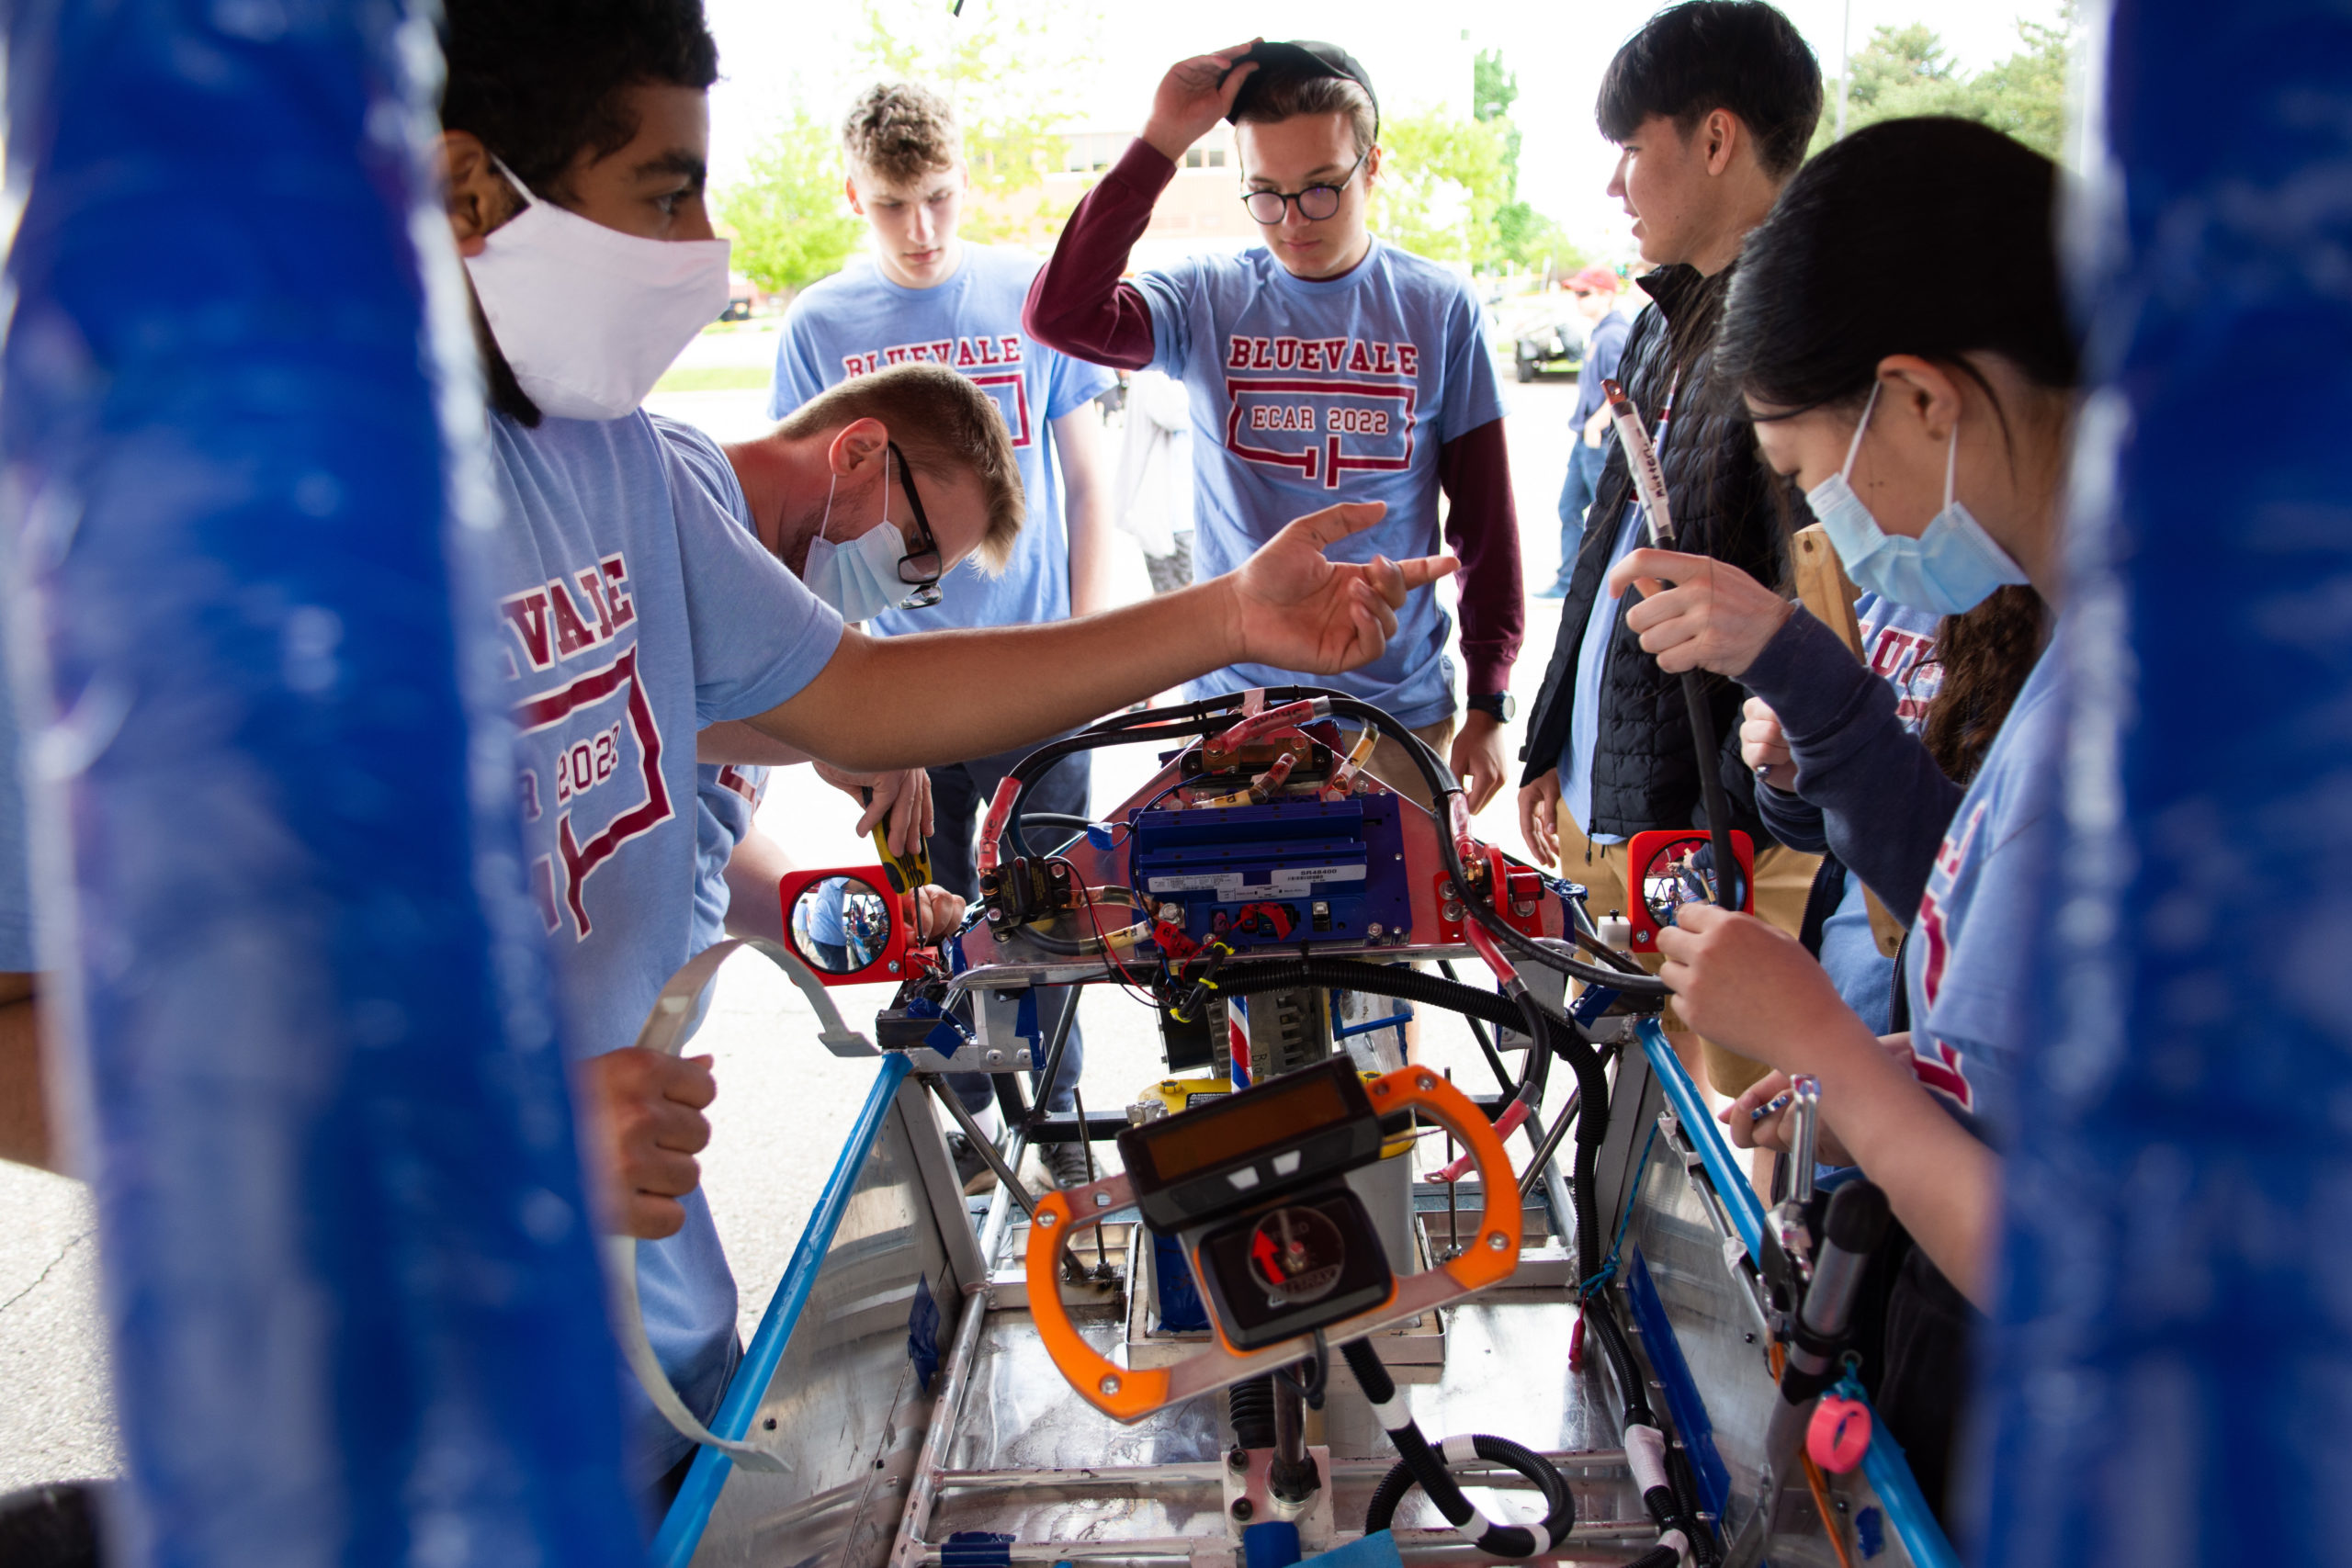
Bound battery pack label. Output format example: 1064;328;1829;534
1146;863;1368;898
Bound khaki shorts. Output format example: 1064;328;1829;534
1551;803;1817;1099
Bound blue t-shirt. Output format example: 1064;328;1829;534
1903;615;2068;1137
486;408;843;1486
650;414;775;957
1136;239;1506;728
768;248;1116;637
1815;595;1943;1032
1570;310;1632;430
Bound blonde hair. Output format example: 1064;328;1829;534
776;363;1023;574
841;81;959;185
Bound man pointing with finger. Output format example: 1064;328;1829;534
1027;39;1522;809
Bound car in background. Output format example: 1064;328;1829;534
721;272;758;322
1511;310;1589;383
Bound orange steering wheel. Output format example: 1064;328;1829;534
1025;1066;1522;1423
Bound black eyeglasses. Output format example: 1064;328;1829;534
1239;150;1369;225
887;441;944;610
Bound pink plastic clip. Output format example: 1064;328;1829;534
1806;1394;1872;1474
1426;1097;1529;1182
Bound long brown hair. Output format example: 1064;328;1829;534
1921;585;2045;783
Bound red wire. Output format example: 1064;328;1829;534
1054;856;1155;1001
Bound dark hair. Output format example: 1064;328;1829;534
1719;117;2075;784
1598;2;1822;179
441;0;718;424
1920;585;2045;783
441;0;718;198
1717;118;2077;412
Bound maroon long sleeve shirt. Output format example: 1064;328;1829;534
1025;140;1523;700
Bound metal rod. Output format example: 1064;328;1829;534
1072;1085;1109;1275
926;1075;1037;1218
1443;1066;1460;1259
888;1229;997;1568
1518;1086;1581;1201
907;1513;1663;1563
1024;985;1080;1131
930;1449;1631;1491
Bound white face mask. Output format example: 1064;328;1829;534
461;163;730;421
1804;383;2031;615
803;469;913;623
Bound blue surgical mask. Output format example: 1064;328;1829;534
803;472;912;624
1804;383;2030;615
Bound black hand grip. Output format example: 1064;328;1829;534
1822;1179;1891;1256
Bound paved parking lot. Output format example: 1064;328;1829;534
0;347;1589;1493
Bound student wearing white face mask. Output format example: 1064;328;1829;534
440;0;1453;1506
1591;119;2075;1521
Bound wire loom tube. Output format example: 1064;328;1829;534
1343;1338;1575;1559
1209;959;1611;1287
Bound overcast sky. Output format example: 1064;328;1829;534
700;0;2070;262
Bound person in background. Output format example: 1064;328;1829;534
1114;367;1197;596
1515;0;1824;1103
1536;265;1631;598
1026;39;1524;812
768;81;1115;1190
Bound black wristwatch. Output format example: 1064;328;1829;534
1466;692;1516;723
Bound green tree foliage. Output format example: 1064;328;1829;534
719;107;865;297
854;0;1102;243
1817;11;2074;162
1457;47;1579;272
1374;108;1511;265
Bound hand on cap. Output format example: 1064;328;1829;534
1144;40;1261;162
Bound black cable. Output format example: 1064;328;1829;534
1344;1338;1576;1559
1436;958;1519;1096
1208;958;1610;1286
1679;671;1742;913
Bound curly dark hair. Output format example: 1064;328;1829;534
441;0;718;199
1920;585;2048;784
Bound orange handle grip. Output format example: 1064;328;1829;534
1026;1066;1521;1422
1025;1181;1171;1422
1370;1066;1521;1291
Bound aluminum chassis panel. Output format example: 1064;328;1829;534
658;1034;1956;1567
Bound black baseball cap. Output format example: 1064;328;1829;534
1223;40;1381;138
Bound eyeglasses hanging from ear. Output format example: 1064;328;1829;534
1239;149;1370;225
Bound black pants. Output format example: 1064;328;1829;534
931;736;1092;1115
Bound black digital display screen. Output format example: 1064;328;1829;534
1130;1065;1356;1184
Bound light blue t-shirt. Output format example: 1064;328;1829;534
1136;239;1506;728
486;408;843;1487
650;414;775;957
1561;501;1645;843
1815;595;1943;1032
1904;615;2068;1139
768;247;1117;637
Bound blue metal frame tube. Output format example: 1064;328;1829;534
0;4;638;1560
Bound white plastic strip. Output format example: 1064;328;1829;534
1657;1527;1692;1566
1624;1421;1671;1495
1371;1393;1413;1431
607;938;879;1469
1441;1433;1480;1465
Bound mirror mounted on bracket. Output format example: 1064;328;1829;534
776;866;912;986
1623;828;1755;953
